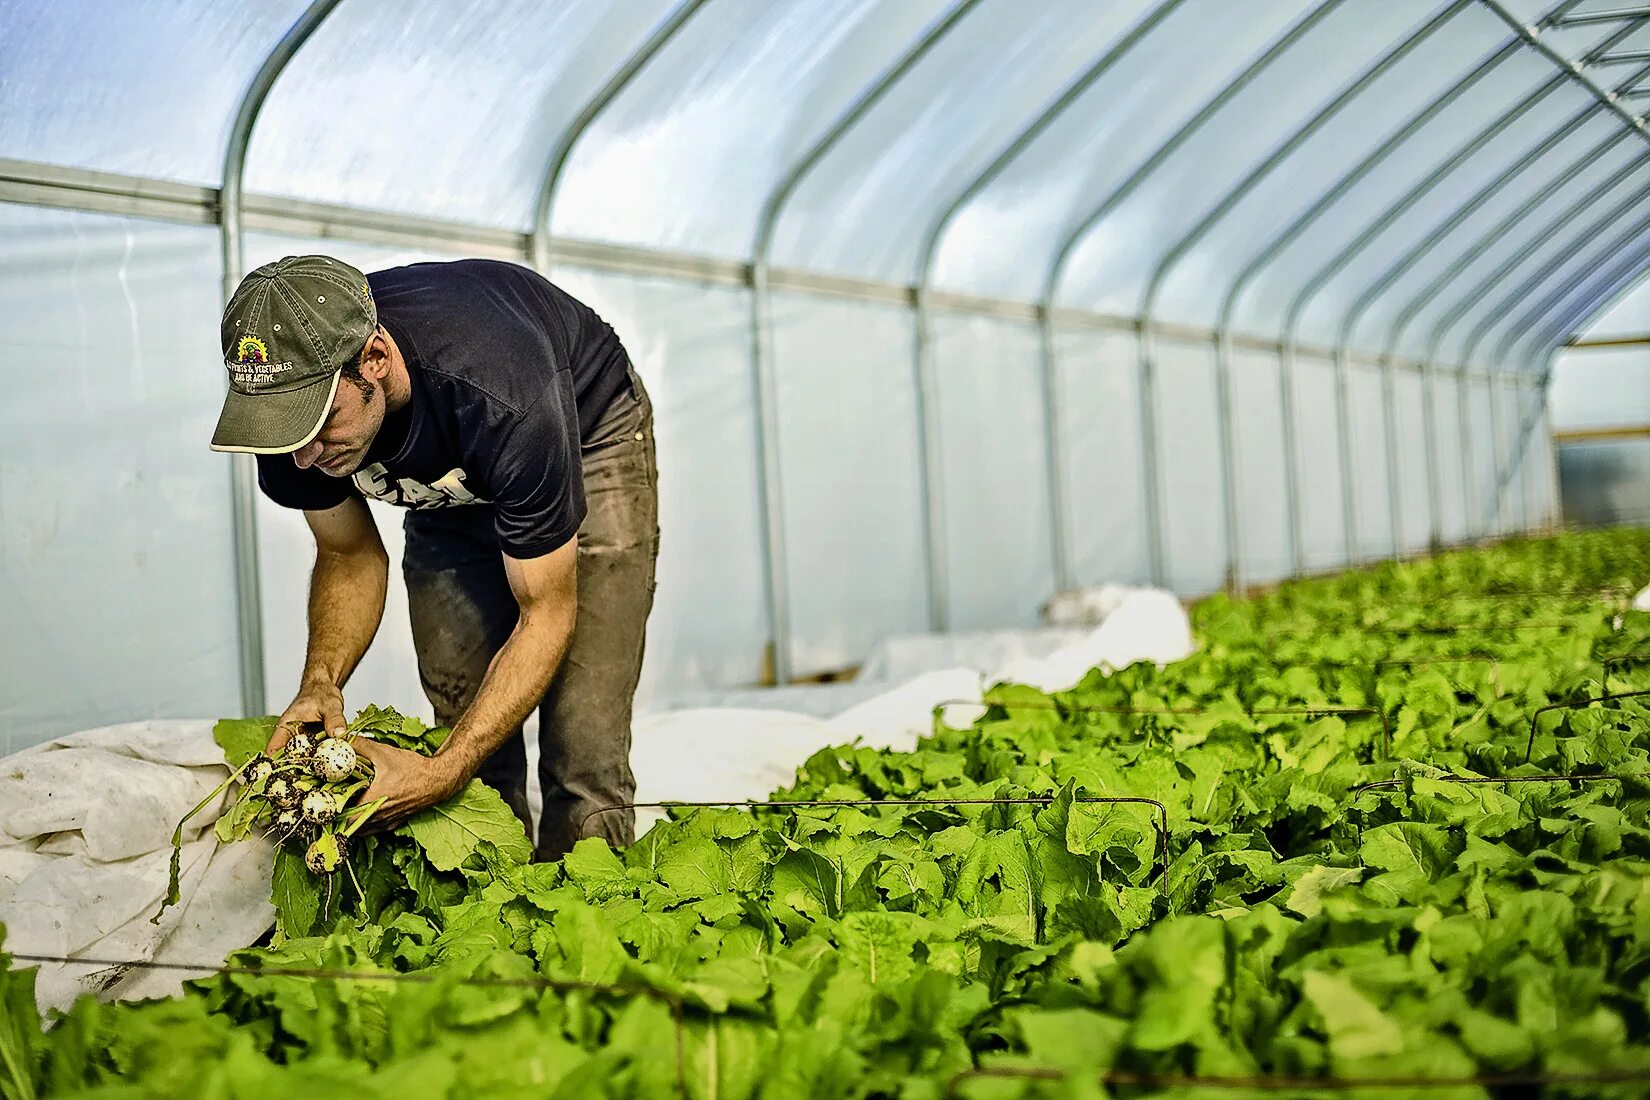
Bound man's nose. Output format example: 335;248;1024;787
292;440;323;469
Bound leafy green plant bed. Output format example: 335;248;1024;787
6;529;1650;1098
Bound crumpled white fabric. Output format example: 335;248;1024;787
1041;583;1143;627
993;588;1194;693
628;587;1195;828
0;720;275;1014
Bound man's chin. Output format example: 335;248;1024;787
319;455;363;477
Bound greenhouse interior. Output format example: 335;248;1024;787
6;0;1650;1095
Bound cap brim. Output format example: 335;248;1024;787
209;371;342;454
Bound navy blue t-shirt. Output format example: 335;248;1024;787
257;259;631;558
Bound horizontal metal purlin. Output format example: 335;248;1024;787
1552;424;1650;442
0;155;1521;383
1565;331;1650;347
1554;6;1650;25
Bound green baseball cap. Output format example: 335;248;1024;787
210;254;378;454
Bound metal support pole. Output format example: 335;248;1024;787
530;0;712;275
1542;372;1563;527
1144;0;1469;576
1215;20;1539;570
221;0;341;718
1041;0;1352;588
1459;367;1478;538
912;0;1187;615
749;0;981;681
1420;361;1443;548
1487;372;1507;533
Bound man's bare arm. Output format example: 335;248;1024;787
355;537;577;822
269;496;388;749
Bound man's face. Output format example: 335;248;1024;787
290;370;384;478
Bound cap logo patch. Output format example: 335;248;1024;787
235;335;270;365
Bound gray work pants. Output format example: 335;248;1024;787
402;365;658;860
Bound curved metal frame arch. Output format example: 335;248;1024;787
1376;119;1638;366
1216;17;1551;577
749;0;983;682
1311;10;1643;555
1525;242;1650;363
1503;218;1650;366
1371;101;1647;544
1459;179;1650;369
529;0;713;275
1039;0;1352;586
910;0;1190;619
222;0;343;717
1492;234;1650;526
1140;1;1471;584
1463;207;1650;528
1327;8;1646;554
1384;121;1650;530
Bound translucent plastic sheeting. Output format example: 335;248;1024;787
1056;0;1452;315
1347;363;1393;560
1557;439;1650;526
1156;3;1540;333
244;235;460;724
768;293;927;676
0;0;312;185
1379;111;1633;361
549;271;770;697
245;1;682;230
932;1;1308;302
554;0;951;260
931;313;1055;630
1292;354;1350;571
771;0;1154;282
0;205;240;752
1497;380;1529;528
1153;339;1225;595
1264;66;1595;348
1393;370;1431;554
1053;328;1151;588
1230;348;1291;586
1432;373;1470;544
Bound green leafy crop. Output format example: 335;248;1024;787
7;529;1650;1098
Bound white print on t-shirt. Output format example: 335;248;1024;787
352;463;489;509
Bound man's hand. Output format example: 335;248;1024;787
353;738;467;832
268;679;348;754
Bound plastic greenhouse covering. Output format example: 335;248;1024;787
9;0;1650;751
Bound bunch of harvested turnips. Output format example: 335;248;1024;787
161;721;383;914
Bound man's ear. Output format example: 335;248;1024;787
360;326;392;382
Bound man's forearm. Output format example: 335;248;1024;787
302;546;388;688
433;607;574;783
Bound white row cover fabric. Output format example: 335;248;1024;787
631;585;1194;833
0;721;274;1016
